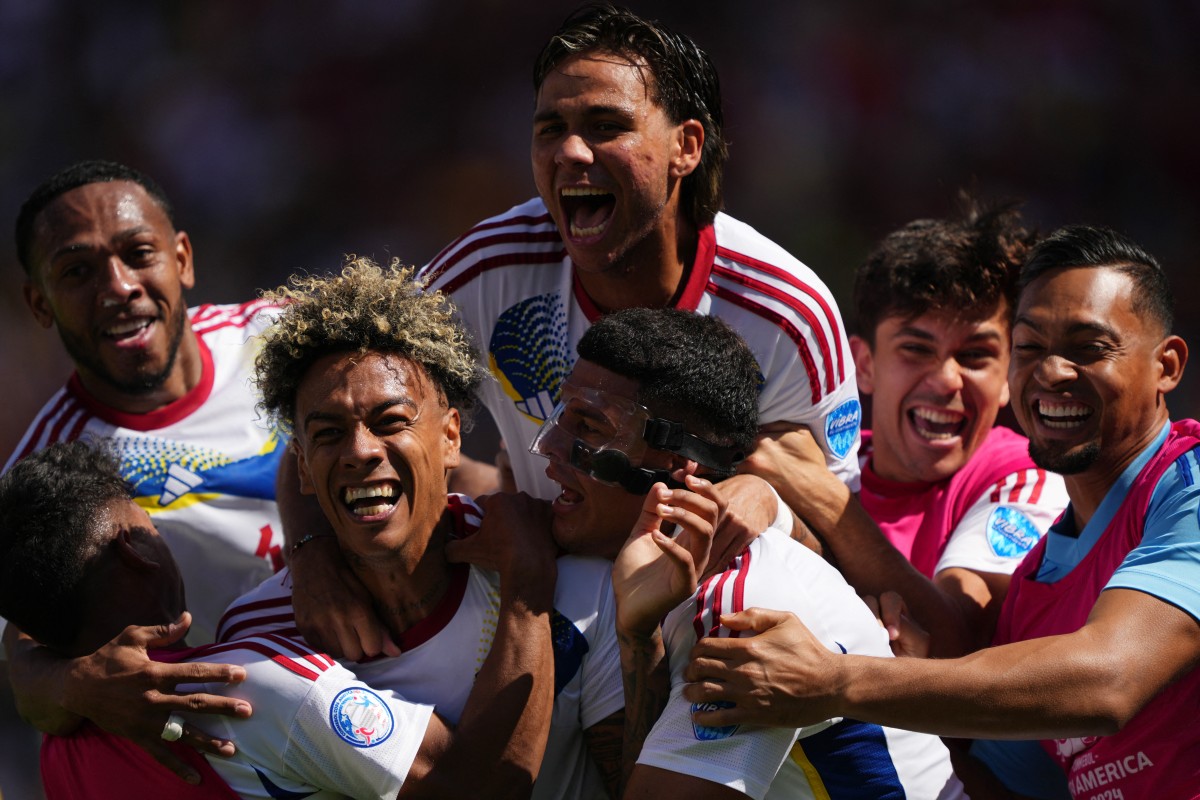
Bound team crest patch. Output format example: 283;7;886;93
986;506;1041;558
488;293;574;423
329;688;394;748
824;399;861;460
690;701;739;740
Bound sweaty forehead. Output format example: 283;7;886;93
33;182;168;251
1016;266;1137;325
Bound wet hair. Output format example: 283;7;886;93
0;441;131;652
534;3;727;227
576;308;759;451
15;159;177;276
255;256;485;432
1019;224;1174;335
853;195;1035;345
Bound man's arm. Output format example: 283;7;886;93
610;477;720;793
741;423;974;656
685;588;1200;739
419;492;559;797
4;614;249;785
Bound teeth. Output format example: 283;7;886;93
343;485;397;503
353;503;392;517
561;187;609;197
569;222;605;237
912;408;962;425
105;319;150;336
1037;400;1091;430
1038;401;1090;418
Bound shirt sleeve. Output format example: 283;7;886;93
200;647;433;799
935;468;1069;576
1107;449;1200;623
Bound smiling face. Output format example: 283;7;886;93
23;181;196;410
1009;266;1182;480
854;305;1011;484
531;51;702;282
293;352;461;566
536;359;670;559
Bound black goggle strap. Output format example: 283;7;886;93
640;418;745;477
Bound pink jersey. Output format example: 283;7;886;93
995;420;1200;799
859;426;1063;577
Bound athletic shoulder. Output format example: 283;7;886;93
419;197;563;293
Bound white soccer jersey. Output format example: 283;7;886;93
935;467;1070;576
640;527;966;800
418;198;862;499
176;634;433;799
3;301;286;645
218;495;624;800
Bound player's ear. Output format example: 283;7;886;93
175;231;196;291
1156;334;1188;394
670;119;705;179
293;440;316;495
850;335;875;395
442;406;462;471
23;280;55;329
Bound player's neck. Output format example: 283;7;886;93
78;327;204;414
357;515;456;637
576;218;697;313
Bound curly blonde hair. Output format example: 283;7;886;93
255;256;483;431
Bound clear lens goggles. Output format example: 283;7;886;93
529;386;743;493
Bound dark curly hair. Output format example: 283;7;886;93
15;159;176;276
255;256;485;432
853;194;1036;344
577;307;759;452
0;440;131;652
534;4;727;227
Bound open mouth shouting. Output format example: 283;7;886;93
561;186;614;240
1035;399;1093;430
343;482;401;520
909;406;966;442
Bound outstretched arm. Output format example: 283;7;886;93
4;613;250;785
741;423;974;656
684;588;1200;739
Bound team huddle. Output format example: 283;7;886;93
1;5;1198;800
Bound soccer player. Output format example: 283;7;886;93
418;4;860;500
217;259;626;799
3;160;287;781
684;226;1200;799
293;1;858;661
744;199;1069;659
534;307;965;798
0;440;558;799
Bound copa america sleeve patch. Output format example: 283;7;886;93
329;688;395;747
690;701;739;740
986;506;1041;558
824;399;862;460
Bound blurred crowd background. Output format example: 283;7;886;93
0;0;1197;792
3;0;1199;462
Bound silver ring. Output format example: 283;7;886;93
160;713;185;742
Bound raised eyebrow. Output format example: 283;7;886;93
894;325;937;341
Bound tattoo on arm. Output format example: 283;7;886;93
617;628;671;789
583;711;626;799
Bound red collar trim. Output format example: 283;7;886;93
66;335;215;431
394;563;470;652
572;224;717;321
